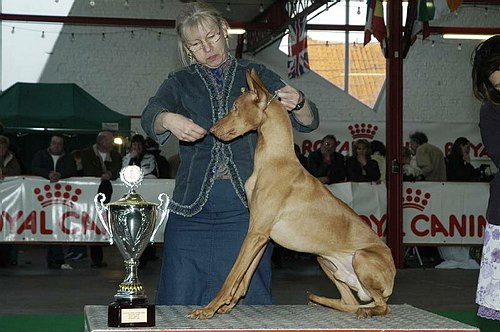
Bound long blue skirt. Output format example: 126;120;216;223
155;180;273;305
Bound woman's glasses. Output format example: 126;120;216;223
186;31;222;53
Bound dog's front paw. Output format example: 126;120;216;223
187;308;216;319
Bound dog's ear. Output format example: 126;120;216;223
249;69;272;97
246;70;267;109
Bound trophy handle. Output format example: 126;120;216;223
150;193;170;244
94;193;114;245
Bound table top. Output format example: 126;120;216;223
84;304;479;332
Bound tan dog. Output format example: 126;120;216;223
188;69;396;319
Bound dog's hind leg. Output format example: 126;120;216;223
307;256;360;314
352;248;394;317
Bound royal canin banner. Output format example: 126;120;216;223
0;176;174;243
0;177;488;245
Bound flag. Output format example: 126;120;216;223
288;15;310;79
364;0;387;46
403;0;426;56
403;0;462;57
418;0;463;21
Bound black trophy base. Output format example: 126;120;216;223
108;299;155;327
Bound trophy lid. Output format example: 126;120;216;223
107;165;158;208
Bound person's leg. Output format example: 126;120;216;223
90;245;105;267
47;245;66;269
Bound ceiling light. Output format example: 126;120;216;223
227;28;246;35
442;34;495;40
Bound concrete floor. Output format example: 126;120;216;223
0;245;480;316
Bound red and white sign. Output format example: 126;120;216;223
0;177;488;245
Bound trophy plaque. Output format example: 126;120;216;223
94;165;170;327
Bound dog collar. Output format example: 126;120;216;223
266;93;279;107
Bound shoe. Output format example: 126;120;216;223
48;262;73;270
90;262;108;268
70;252;88;262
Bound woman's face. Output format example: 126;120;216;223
489;70;500;92
356;144;368;157
184;23;227;69
131;142;144;155
461;142;471;156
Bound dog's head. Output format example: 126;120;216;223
210;69;273;141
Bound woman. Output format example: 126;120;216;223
345;139;381;183
122;134;159;179
0;135;21;180
370;140;386;183
445;137;480;182
471;35;500;321
0;135;21;267
141;2;319;305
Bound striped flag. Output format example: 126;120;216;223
364;0;387;46
288;16;310;79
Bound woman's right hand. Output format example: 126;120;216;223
155;112;207;142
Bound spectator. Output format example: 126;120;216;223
122;134;159;179
446;137;480;182
145;137;171;179
409;131;446;181
346;139;381;183
307;135;346;184
32;135;77;182
0;135;22;267
471;34;500;321
71;149;84;176
31;135;76;270
408;132;446;263
77;131;122;268
370;140;386;183
402;146;421;182
294;144;308;169
0;135;21;180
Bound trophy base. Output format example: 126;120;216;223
107;299;155;327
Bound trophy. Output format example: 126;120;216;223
94;165;170;327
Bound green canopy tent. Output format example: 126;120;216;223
0;82;131;173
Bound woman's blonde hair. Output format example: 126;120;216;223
176;2;229;66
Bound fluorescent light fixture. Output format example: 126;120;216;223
228;28;246;35
442;34;495;40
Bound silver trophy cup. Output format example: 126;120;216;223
94;165;169;327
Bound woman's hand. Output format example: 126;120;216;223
276;85;302;111
156;112;207;142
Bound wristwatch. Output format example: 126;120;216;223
291;91;305;111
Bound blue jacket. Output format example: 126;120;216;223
141;57;319;216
